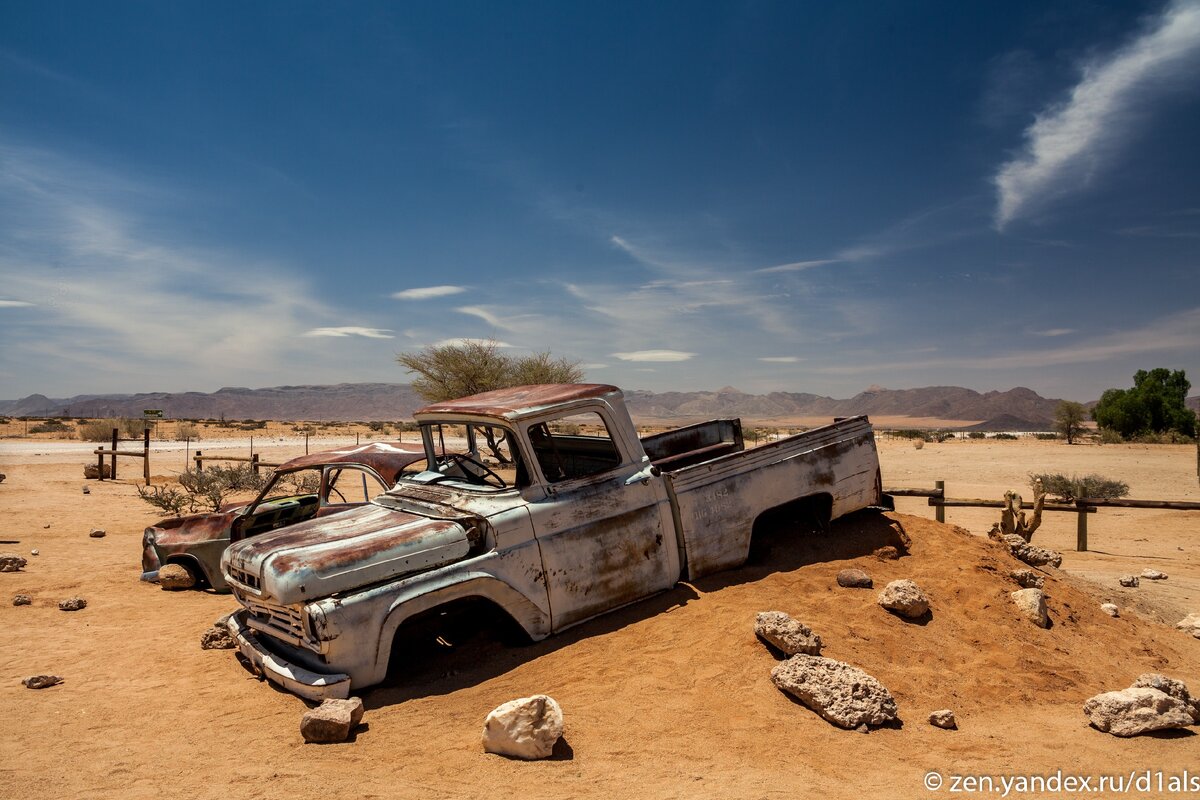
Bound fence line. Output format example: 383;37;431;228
884;481;1197;552
94;428;151;486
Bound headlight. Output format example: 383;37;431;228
305;602;338;642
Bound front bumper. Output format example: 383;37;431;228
227;610;351;701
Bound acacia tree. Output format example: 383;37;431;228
1053;400;1087;444
1092;368;1196;439
396;339;584;403
397;339;584;461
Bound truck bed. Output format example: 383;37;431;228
641;419;744;472
661;416;882;579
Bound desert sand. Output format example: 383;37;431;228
2;432;1199;799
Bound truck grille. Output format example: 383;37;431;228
245;598;304;644
228;565;260;591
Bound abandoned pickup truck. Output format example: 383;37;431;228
222;383;890;700
142;442;424;591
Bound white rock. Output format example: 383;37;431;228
1100;603;1119;618
1131;674;1200;723
0;553;28;572
1083;687;1193;737
1003;535;1063;568
1176;614;1200;639
1010;568;1044;589
300;697;365;743
1010;588;1049;628
928;709;957;729
770;655;897;729
1118;575;1140;588
88;528;106;538
482;695;564;760
1141;569;1168;580
877;579;930;619
754;611;822;656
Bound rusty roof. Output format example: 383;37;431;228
275;441;426;484
415;384;621;421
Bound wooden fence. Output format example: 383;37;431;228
94;428;151;486
884;482;1200;552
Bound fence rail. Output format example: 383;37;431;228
192;451;281;474
885;481;1196;552
93;428;150;485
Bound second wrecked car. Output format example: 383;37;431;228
141;441;425;591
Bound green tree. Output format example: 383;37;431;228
397;339;584;403
1053;400;1087;444
1092;368;1196;438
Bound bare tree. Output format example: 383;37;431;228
1053;400;1087;444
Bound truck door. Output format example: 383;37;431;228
524;410;678;630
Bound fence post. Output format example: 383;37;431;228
934;480;945;524
143;428;151;486
305;432;309;454
96;449;105;482
252;453;260;475
195;450;203;473
110;428;118;480
1077;505;1089;552
184;437;190;472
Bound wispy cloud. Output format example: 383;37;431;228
303;327;393;339
391;285;467;300
758;356;802;363
1030;328;1075;337
611;350;697;362
994;0;1200;228
0;299;35;308
754;259;839;274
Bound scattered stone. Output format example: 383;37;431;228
1100;603;1119;618
157;563;196;590
23;675;63;690
83;463;111;480
1141;569;1168;581
877;579;930;619
770;654;898;729
0;553;28;572
88;528;106;539
0;473;5;483
30;549;39;556
1010;588;1049;628
1176;614;1200;639
836;568;873;589
1010;568;1044;589
42;524;50;529
301;697;365;743
1002;534;1063;568
754;611;823;656
1083;687;1193;737
58;597;86;611
82;486;90;495
1118;575;1140;588
200;625;236;650
886;520;912;553
13;594;31;606
1131;674;1200;723
872;545;899;561
928;709;957;729
482;695;564;759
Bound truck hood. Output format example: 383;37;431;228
222;503;472;605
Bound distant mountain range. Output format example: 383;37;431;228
0;382;1114;430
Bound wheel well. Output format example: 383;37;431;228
164;555;210;588
747;493;833;562
384;596;528;681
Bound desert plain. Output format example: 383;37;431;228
1;426;1199;799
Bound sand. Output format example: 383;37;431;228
2;434;1199;799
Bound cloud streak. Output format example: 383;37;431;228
304;327;394;338
994;0;1200;228
391;285;467;300
611;350;697;362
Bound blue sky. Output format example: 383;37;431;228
2;0;1198;402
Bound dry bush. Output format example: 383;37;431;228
78;418;147;441
912;439;924;450
1029;472;1129;503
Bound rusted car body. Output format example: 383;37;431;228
141;442;424;591
222;384;890;700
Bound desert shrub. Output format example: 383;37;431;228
77;418;147;441
292;423;316;434
237;420;267;431
1030;472;1129;503
177;464;270;512
912;438;924;450
1034;433;1058;440
992;433;1019;440
281;470;321;494
967;431;986;440
177;422;200;440
1099;428;1123;444
368;421;386;432
892;429;925;440
30;419;71;433
1129;430;1195;445
137;484;193;516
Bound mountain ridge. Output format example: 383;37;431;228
0;382;1094;429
